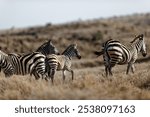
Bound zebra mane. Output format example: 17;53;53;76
130;34;144;43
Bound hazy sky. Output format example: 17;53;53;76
0;0;150;29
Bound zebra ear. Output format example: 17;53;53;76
48;39;52;43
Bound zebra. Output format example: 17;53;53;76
0;50;14;77
8;52;46;80
0;40;59;79
36;39;59;55
30;39;60;78
45;44;81;84
94;34;147;76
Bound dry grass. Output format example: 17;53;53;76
0;62;150;100
0;13;150;99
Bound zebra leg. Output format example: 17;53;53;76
33;71;40;80
62;70;66;83
49;68;56;85
67;69;74;81
108;66;113;76
126;63;131;74
131;64;135;74
105;66;109;77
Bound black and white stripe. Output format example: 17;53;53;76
95;34;147;76
46;44;81;84
1;40;59;79
0;50;14;77
8;52;46;79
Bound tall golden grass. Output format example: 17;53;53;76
0;62;150;99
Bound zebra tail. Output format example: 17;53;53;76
94;51;104;57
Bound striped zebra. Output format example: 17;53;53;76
94;34;147;76
8;52;46;79
45;44;81;84
0;40;59;79
36;39;59;55
29;39;60;78
0;50;14;77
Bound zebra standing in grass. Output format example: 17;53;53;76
30;39;60;78
46;44;81;84
0;50;14;77
94;34;147;76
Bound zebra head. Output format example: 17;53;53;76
36;39;60;55
62;44;81;59
47;40;60;55
131;34;147;57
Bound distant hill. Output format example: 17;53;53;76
0;13;150;58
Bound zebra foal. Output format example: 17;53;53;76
46;44;81;84
95;34;147;76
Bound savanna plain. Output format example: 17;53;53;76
0;14;150;99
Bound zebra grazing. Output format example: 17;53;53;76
94;34;147;76
46;44;81;84
8;52;46;79
0;50;14;77
36;39;59;55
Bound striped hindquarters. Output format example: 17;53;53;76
104;40;131;65
46;54;61;71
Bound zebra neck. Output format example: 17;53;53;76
132;41;142;52
64;53;73;60
129;41;142;55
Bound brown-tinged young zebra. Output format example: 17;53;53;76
94;34;147;76
0;50;14;77
46;44;81;84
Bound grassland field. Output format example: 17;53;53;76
0;13;150;99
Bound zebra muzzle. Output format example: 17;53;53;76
142;53;147;57
77;55;81;59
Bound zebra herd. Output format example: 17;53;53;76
0;34;147;84
0;40;81;84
